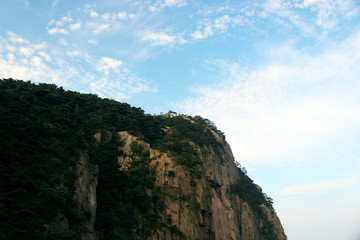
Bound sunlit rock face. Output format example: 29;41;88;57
113;130;286;240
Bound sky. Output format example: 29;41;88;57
1;0;360;239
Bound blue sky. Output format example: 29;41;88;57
1;0;360;239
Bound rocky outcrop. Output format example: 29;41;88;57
115;130;286;240
74;152;99;240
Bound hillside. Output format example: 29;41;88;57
0;79;286;240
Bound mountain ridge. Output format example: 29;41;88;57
0;79;286;239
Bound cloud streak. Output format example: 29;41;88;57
141;30;187;46
150;0;187;11
178;30;360;166
278;176;360;196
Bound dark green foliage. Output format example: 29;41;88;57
0;79;84;239
0;79;228;239
92;137;164;239
231;167;277;240
152;113;224;183
187;115;225;139
168;170;176;177
168;225;186;239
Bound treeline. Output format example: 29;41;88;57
231;167;277;240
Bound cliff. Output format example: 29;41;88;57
115;129;286;240
0;79;286;239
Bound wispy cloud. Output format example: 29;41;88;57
0;32;154;101
66;50;81;57
88;39;98;45
178;30;360;166
96;57;123;75
141;30;187;46
48;7;136;36
90;23;110;34
23;0;29;9
84;4;99;18
7;32;28;44
261;0;359;31
191;15;232;40
150;0;187;11
279;175;360;196
295;0;359;29
48;28;69;35
69;21;82;30
51;0;61;11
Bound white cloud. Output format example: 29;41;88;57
56;16;73;27
262;0;359;30
164;0;186;7
88;39;98;45
69;21;82;30
31;56;44;67
47;15;83;34
142;30;187;46
0;32;154;100
6;46;16;52
117;11;127;19
38;52;51;61
150;0;187;11
96;57;123;74
213;15;231;31
191;15;233;40
279;176;360;196
6;53;16;62
101;13;113;20
7;32;28;44
88;74;154;101
178;31;360;166
48;27;69;35
90;10;99;18
19;47;34;57
91;23;110;34
66;50;81;57
33;42;47;50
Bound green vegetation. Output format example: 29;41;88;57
91;135;164;239
0;79;281;239
230;166;277;240
0;79;224;239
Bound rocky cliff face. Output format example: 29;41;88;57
74;152;98;240
29;123;287;240
109;129;287;240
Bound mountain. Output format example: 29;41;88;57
0;79;286;240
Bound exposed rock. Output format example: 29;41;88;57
88;130;286;240
239;200;260;240
74;152;99;240
93;130;113;144
132;130;286;239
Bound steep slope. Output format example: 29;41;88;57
114;128;286;240
0;79;286;239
